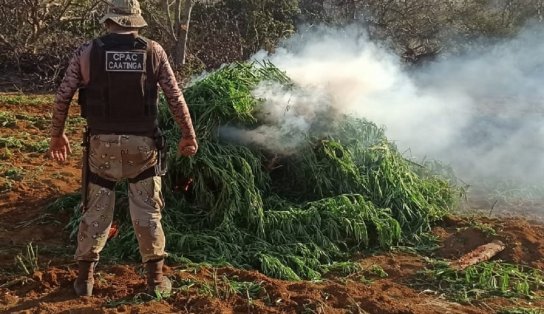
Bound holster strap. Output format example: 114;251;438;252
88;172;116;190
128;166;157;184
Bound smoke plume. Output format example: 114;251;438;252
222;25;544;190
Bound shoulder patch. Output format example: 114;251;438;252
105;51;146;72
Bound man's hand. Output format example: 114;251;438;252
49;133;72;162
178;137;198;157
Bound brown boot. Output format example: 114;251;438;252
73;261;96;297
146;259;172;296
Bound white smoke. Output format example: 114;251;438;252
219;82;333;153
224;25;544;188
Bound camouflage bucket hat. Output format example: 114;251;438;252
99;0;147;28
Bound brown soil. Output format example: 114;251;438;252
1;94;544;313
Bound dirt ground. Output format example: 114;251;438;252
1;95;544;313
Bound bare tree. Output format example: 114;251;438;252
175;0;193;66
153;0;195;68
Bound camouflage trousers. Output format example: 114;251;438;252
75;134;167;263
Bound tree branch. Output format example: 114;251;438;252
147;9;177;42
162;0;176;39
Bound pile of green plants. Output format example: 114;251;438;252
54;62;459;280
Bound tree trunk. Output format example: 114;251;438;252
173;0;194;68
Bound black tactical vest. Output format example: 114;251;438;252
79;33;159;134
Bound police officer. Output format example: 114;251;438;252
48;0;197;297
